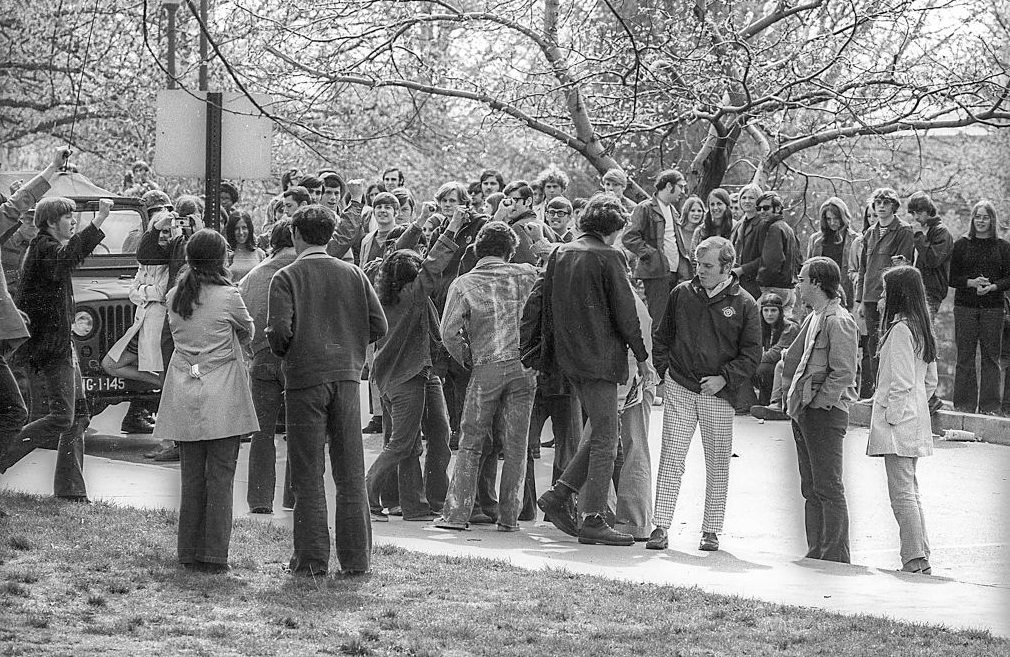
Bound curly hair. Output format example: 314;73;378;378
375;249;423;306
578;193;628;236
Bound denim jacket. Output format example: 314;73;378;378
440;256;538;368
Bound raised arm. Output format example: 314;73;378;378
0;147;67;238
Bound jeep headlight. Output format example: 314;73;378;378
72;309;97;339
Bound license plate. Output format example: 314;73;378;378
82;377;127;393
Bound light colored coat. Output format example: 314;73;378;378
867;320;937;458
106;264;169;372
153;284;259;442
781;298;859;417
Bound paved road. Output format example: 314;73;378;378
3;396;1008;636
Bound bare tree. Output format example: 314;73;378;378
237;0;1008;197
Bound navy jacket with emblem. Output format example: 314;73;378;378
652;272;762;405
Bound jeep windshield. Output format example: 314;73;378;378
74;206;145;255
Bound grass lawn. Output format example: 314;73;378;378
0;491;1004;656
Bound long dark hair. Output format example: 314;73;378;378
880;265;936;363
375;249;423;306
171;229;232;320
225;211;256;252
702;188;734;240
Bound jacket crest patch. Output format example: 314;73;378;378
722;306;736;318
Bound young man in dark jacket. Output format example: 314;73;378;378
267;204;387;577
733;191;797;320
646;236;761;552
0;196;110;500
855;187;914;397
535;193;655;547
908;191;952;414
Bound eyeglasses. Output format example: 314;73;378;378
545;210;570;217
757;204;773;211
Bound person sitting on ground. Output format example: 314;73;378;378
745;293;799;412
225;211;266;282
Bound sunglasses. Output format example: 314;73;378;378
757;204;773;211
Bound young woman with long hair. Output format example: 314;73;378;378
867;265;938;575
808;198;858;308
948;200;1010;413
153;229;259;573
364;208;464;521
225;211;265;281
692;188;734;252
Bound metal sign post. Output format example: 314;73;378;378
204;92;223;232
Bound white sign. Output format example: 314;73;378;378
155;90;274;180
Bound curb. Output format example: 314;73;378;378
848;402;1010;446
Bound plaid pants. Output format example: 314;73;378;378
653;379;734;533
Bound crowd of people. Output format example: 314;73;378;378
0;147;1001;580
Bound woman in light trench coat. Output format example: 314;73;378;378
153;229;259;573
867;266;937;575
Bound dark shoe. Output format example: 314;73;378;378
928;397;944;415
403;512;437;522
540;439;555;449
121;414;155;435
734;407;750;416
468;511;495;525
153;445;180;462
699;532;719;551
750;404;789;421
449;431;460;451
531;447;541;460
497;523;520;532
434;518;468;530
387;505;403;517
901;557;932;575
537;487;578;537
645;527;668;550
578;514;634;546
370;509;389;522
250;507;272;514
362;416;383;434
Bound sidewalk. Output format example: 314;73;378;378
2;401;1007;637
